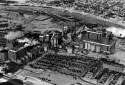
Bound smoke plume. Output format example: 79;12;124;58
18;38;39;46
18;38;30;43
106;27;125;38
5;31;24;40
31;40;39;45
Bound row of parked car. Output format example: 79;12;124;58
84;66;125;85
29;53;125;85
29;54;101;78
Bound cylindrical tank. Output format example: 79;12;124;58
78;34;82;39
80;43;83;49
64;26;68;32
6;40;14;50
0;53;2;60
67;47;73;54
86;32;89;39
83;42;85;49
0;50;8;61
102;45;110;54
90;43;95;52
45;34;49;42
101;45;106;53
17;59;22;64
87;43;91;50
53;37;58;47
44;46;48;52
8;50;17;62
89;32;97;40
27;52;32;59
39;35;44;42
96;45;101;53
85;42;88;49
24;55;29;61
97;33;102;41
21;57;25;63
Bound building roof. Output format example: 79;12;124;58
9;41;28;52
0;49;8;53
80;29;116;46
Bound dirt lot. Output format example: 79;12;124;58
15;67;94;85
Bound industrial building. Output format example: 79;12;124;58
81;28;116;54
8;46;28;62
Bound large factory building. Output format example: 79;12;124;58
80;28;116;54
8;46;28;62
6;39;28;62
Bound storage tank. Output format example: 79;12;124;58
85;42;88;49
0;50;8;61
16;59;22;64
26;52;32;59
90;43;95;52
6;40;14;50
79;43;83;49
87;43;91;50
96;45;101;53
21;57;25;63
39;35;44;42
53;37;58;47
97;33;102;41
8;50;17;62
45;34;50;42
89;32;98;41
67;47;73;54
63;26;68;32
44;45;48;52
101;45;110;54
24;55;29;62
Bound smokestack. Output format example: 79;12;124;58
5;31;24;41
5;31;24;50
